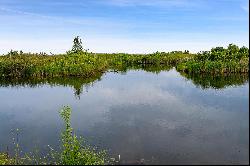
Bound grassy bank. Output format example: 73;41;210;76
0;43;248;79
0;37;248;77
0;51;194;79
176;44;249;74
0;51;108;78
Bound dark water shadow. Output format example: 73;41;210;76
179;72;249;89
0;73;103;99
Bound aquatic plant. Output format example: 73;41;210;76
58;106;107;165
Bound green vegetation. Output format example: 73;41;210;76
0;51;194;78
0;51;108;78
0;153;14;165
58;106;107;165
0;36;194;79
97;51;194;68
67;36;84;54
0;37;248;80
0;106;109;165
176;44;249;74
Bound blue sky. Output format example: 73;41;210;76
0;0;249;54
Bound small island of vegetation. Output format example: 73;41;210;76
0;36;248;80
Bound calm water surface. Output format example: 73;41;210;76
0;69;249;164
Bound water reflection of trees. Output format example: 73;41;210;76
179;72;249;89
0;66;248;98
111;64;174;74
0;73;103;99
132;65;249;89
123;66;249;89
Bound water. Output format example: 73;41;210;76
0;69;249;164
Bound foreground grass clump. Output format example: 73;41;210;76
59;106;106;165
0;153;14;165
177;44;249;74
0;106;108;165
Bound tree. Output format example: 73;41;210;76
238;46;249;59
67;36;84;54
211;47;225;61
184;50;189;54
7;50;19;56
227;43;239;60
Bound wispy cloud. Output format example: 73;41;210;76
0;7;57;19
240;0;249;13
0;6;131;29
241;4;249;13
208;16;248;21
99;0;201;8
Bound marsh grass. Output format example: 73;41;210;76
176;44;249;74
58;106;107;165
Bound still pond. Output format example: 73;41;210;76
0;68;249;164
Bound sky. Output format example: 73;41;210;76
0;0;249;54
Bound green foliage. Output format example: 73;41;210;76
0;42;248;79
0;52;108;78
0;153;14;165
59;106;106;165
67;36;85;55
0;49;193;79
177;44;249;74
7;50;19;56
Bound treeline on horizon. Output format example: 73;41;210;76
0;37;249;79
